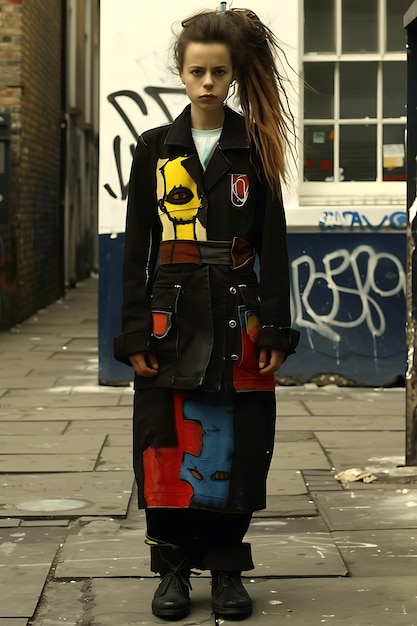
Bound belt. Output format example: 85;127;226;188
159;238;255;268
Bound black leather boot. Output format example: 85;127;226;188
149;542;192;620
152;567;191;619
211;570;253;618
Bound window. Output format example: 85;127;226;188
303;0;408;187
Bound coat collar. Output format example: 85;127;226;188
164;104;250;152
164;105;249;194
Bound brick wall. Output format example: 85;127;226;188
0;0;63;328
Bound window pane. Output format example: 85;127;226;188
304;125;334;181
340;62;377;118
305;0;335;53
383;125;405;181
340;125;377;181
304;63;334;119
342;0;378;53
383;62;406;118
386;0;409;52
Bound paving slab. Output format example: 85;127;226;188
303;469;344;492
23;580;84;626
250;532;348;576
0;453;98;472
221;577;417;625
0;519;20;528
304;399;404;417
277;415;404;432
0;394;121;408
104;433;132;445
0;435;105;455
0;620;28;625
275;400;311;416
0;366;32;376
65;420;131;435
332;529;417;577
54;534;149;578
95;446;131;471
248;516;329;534
0;377;60;389
316;431;405;449
275;430;316;442
314;489;417;530
81;577;212;626
0;536;63;618
0;422;67;435
0;472;133;517
270;441;331;470
267;469;307;496
328;449;406;473
0;407;131;422
255;495;318;517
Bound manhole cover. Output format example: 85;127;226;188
16;498;89;512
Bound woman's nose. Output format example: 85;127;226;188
203;72;214;86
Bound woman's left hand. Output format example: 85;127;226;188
258;347;285;374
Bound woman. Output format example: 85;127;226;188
114;6;299;621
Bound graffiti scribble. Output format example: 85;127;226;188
291;244;406;343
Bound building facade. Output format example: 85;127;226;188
0;0;99;330
99;0;408;386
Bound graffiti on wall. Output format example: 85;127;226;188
104;87;185;202
319;210;406;231
289;239;406;367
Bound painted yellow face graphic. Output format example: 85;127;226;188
158;157;206;241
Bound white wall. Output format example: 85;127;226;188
99;0;301;235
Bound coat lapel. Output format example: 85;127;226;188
163;104;250;196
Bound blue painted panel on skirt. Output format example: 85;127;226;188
280;232;406;386
98;231;406;387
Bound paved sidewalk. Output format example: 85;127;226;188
0;276;416;625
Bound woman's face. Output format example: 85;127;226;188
180;42;233;125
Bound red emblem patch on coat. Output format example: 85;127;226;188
230;174;249;208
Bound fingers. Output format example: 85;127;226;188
129;352;159;377
259;347;285;375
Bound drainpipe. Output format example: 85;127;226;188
405;1;417;465
59;0;67;297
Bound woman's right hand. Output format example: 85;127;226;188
128;352;159;377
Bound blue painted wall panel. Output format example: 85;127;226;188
98;233;132;385
99;231;406;387
280;232;406;386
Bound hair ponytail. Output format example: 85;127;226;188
174;8;295;198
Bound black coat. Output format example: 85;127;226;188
114;105;299;391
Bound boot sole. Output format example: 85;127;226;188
212;604;253;618
152;605;190;620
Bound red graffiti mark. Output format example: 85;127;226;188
143;392;203;507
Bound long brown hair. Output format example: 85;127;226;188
174;8;295;197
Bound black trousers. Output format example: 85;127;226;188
146;508;254;573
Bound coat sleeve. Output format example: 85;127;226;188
113;135;160;365
254;178;300;356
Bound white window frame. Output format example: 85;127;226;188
300;0;407;204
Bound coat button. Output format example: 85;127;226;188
231;354;239;361
229;287;237;294
229;319;237;328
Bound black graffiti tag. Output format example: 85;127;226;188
104;87;185;200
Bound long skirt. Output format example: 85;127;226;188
133;388;276;514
